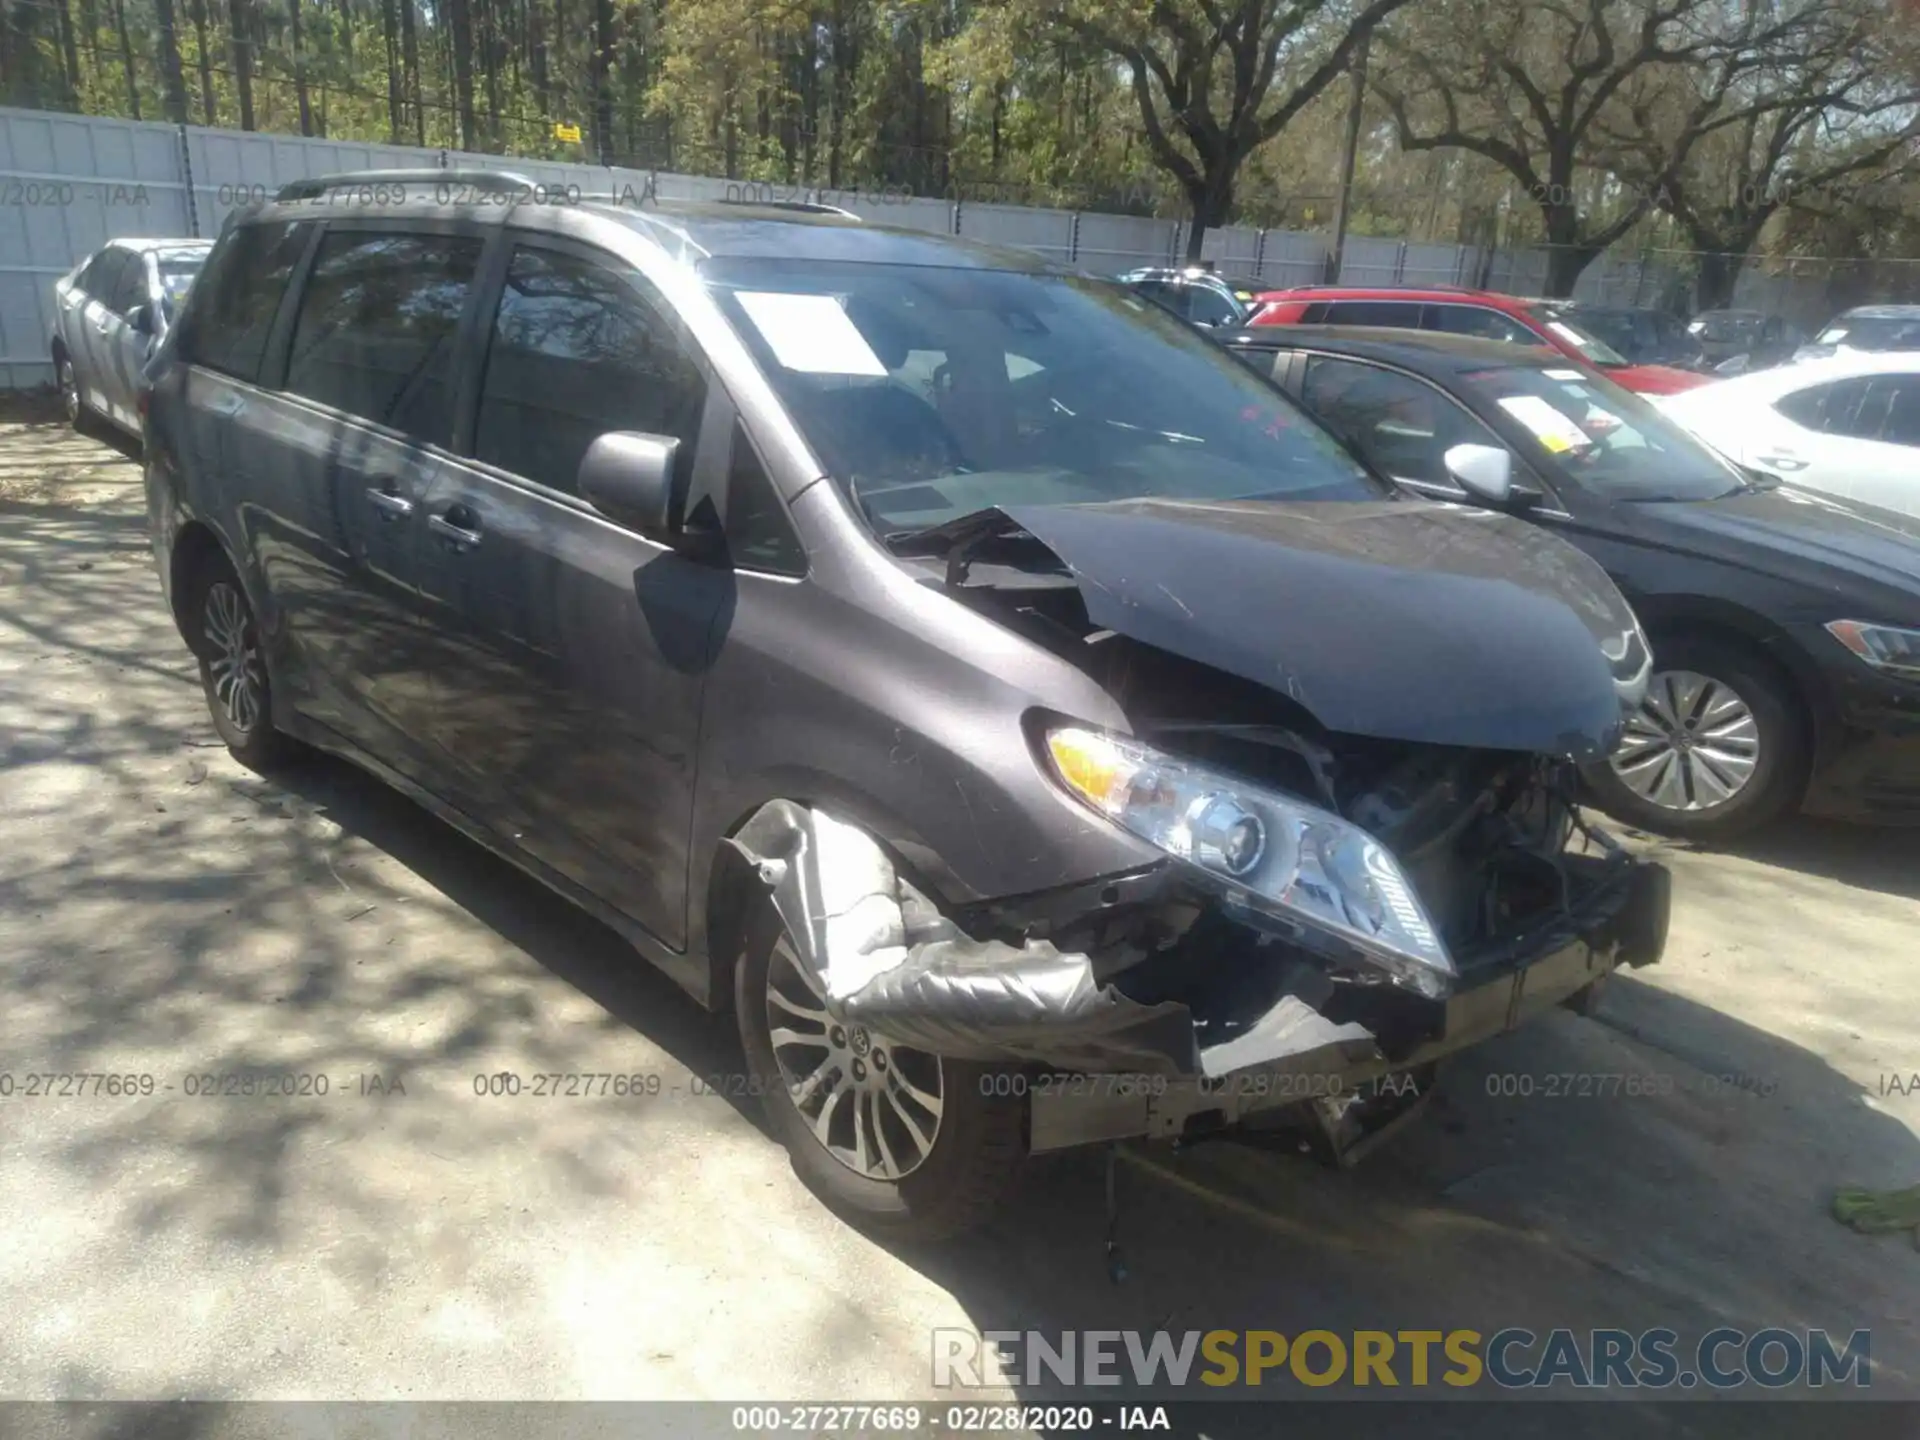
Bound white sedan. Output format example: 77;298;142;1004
1655;352;1920;517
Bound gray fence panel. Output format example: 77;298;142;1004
186;127;432;234
1079;212;1179;272
1254;230;1327;289
831;194;955;235
1198;225;1262;278
0;107;194;384
1400;241;1469;288
1336;236;1407;287
651;171;733;204
957;202;1076;262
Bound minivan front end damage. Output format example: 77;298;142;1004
726;759;1670;1159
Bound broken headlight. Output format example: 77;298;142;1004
1045;727;1456;997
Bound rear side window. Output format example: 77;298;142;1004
181;221;313;383
1834;375;1920;445
1773;382;1833;429
107;255;148;316
284;230;484;445
1323;300;1424;328
473;246;707;496
1424;304;1538;345
78;248;127;301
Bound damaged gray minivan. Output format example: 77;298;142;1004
146;173;1670;1239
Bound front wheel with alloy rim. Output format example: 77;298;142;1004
187;559;295;769
734;902;1025;1240
1585;636;1807;841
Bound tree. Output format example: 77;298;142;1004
1372;0;1814;295
1606;0;1920;306
1034;0;1415;257
230;0;257;127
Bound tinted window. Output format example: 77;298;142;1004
1882;379;1920;447
474;246;707;495
1185;285;1243;328
708;259;1387;534
1301;356;1497;488
1773;381;1834;430
78;248;125;300
1299;302;1330;323
181;221;313;383
107;255;148;315
724;422;806;574
1323;300;1424;328
285;230;483;445
1424;304;1539;345
1829;375;1920;444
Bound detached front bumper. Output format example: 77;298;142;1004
729;802;1670;1152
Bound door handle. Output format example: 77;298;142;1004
208;392;243;417
428;511;483;550
1754;453;1808;471
366;487;414;521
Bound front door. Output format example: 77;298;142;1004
412;238;729;947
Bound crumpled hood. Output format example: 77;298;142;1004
1001;497;1647;761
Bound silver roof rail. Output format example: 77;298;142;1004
275;168;540;202
714;197;862;220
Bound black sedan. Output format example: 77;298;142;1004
1221;325;1920;840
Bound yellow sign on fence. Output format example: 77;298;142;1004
553;122;582;143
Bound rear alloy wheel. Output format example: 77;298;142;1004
1587;638;1805;841
57;353;81;427
188;560;295;769
735;903;1025;1240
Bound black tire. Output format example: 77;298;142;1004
55;347;84;431
183;554;296;770
734;901;1026;1241
1585;635;1807;842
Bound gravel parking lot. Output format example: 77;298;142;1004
1;402;1917;1425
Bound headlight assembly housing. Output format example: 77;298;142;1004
1044;726;1456;997
1827;620;1920;682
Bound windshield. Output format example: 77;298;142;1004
1524;304;1630;367
157;256;204;307
1817;315;1920;352
1458;363;1744;501
706;259;1388;535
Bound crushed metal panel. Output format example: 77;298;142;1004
725;800;1200;1073
726;801;1400;1079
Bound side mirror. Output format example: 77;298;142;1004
1444;442;1517;505
578;431;683;544
128;303;155;335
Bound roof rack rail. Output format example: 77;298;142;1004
713;196;861;220
275;168;539;202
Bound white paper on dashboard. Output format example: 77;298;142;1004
1498;394;1594;452
735;292;889;375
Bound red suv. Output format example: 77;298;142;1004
1249;286;1710;396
